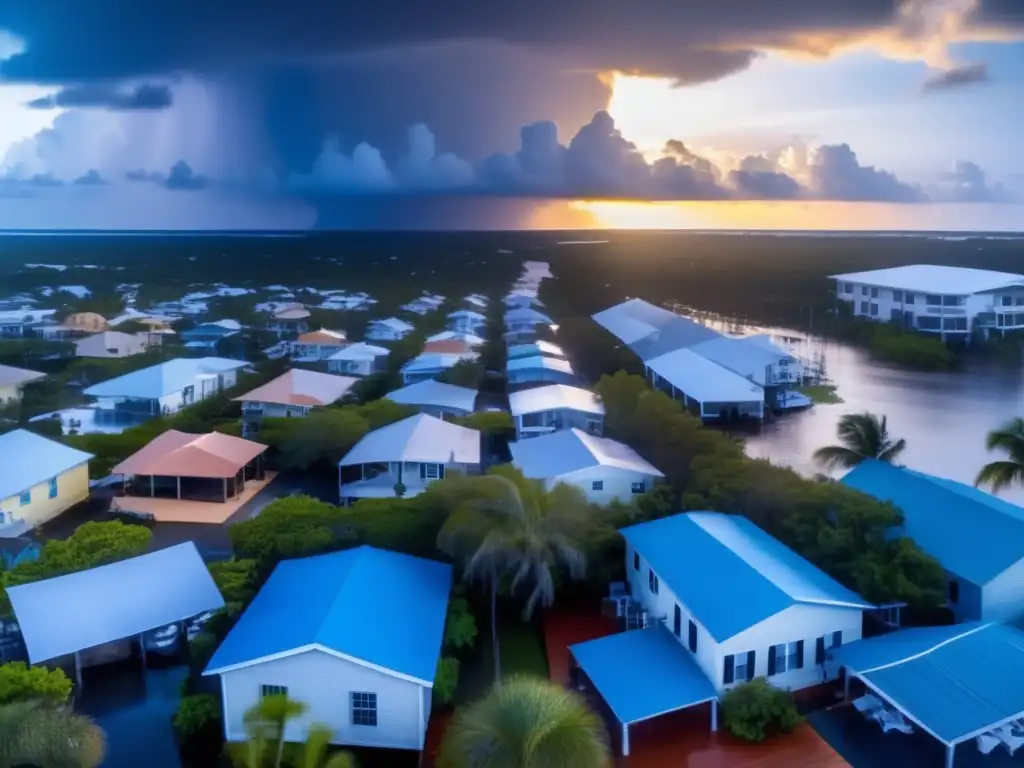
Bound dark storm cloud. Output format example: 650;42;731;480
808;144;924;202
164;161;208;190
73;169;106;185
929;160;1016;203
25;83;173;110
922;62;989;92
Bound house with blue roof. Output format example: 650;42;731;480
621;511;873;694
204;546;452;751
842;460;1024;623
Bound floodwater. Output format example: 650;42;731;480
742;332;1024;505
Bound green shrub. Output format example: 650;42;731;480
173;693;222;739
720;678;802;742
0;661;72;705
433;657;461;706
443;596;478;652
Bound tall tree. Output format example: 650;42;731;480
976;417;1024;493
438;676;611;768
437;466;589;681
0;701;105;768
813;412;906;471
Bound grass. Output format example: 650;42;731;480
796;384;844;404
452;609;550;705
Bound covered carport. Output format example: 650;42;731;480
832;622;1024;768
6;542;224;687
570;626;719;757
644;347;765;421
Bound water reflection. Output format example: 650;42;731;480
742;330;1024;504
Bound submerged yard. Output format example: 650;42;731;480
453;605;549;705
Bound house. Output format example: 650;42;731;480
327;343;391;376
422;339;475;356
0;537;41;568
508;384;604;439
180;320;242;350
83;357;248;419
510;428;663;502
0;308;57;337
645;347;765;421
366;317;415;342
504;306;553;335
0;364;45;403
385;379;478;419
426;330;485;348
111;430;268;505
292;329;348;361
235;369;358;436
0;429;93;537
504;291;544;310
108;310;176;335
267;305;311;338
463;294;488;309
401;294;445;315
506;355;577;386
507;340;566;360
446;309;487;334
40;311;108;340
687;336;802;388
842;460;1024;622
204;546;451;751
338;413;481;503
401;352;478;385
74;331;150;359
831;264;1024;337
621;511;872;693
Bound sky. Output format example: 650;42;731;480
0;1;1022;231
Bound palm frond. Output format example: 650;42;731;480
812;445;863;470
975;460;1024;493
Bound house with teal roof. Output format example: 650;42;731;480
842;460;1024;623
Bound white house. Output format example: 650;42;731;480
688;336;802;387
621;511;873;694
446;309;487;335
0;308;57;337
204;546;451;752
506;355;577;387
266;305;311;338
400;352;478;385
291;329;348;361
401;294;445;315
74;331;151;359
504;306;553;335
338;413;481;503
830;264;1024;337
0;364;45;403
366;318;415;342
508;384;603;440
463;294;488;309
83;357;248;417
234;369;358;436
842;460;1024;623
426;330;485;348
507;340;566;361
510;428;663;503
385;379;477;419
328;343;391;376
503;291;544;310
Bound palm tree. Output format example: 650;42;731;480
0;700;106;768
437;466;589;681
813;412;906;471
437;676;611;768
976;417;1024;493
240;694;356;768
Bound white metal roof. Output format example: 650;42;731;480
447;309;486;321
373;317;415;332
690;336;792;382
0;363;45;389
508;384;603;417
402;352;476;373
0;429;93;500
328;342;391;361
506;355;574;374
386;379;478;412
504;307;553;324
511;428;663;479
7;542;225;663
646;348;764;404
83;357;247;399
830;265;1024;295
426;330;486;347
339;413;481;466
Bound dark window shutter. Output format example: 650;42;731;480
633;552;639;571
419;464;427;479
723;655;735;685
746;650;756;681
674;605;681;636
833;631;843;648
688;621;698;653
767;645;777;676
795;640;804;669
815;636;826;665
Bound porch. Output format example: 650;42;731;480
111;472;276;523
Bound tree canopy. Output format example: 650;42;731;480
976;416;1024;493
0;662;72;706
813;412;907;471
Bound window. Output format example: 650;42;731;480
673;605;681;637
892;290;903;303
942;295;964;307
904;293;915;304
842;283;853;294
420;464;444;480
949;579;960;604
261;685;288;698
648;568;659;595
591;480;604;491
1003;296;1014;307
869;303;879;316
917;316;941;330
859;301;869;314
630;481;646;494
768;641;804;676
870;287;879;298
815;632;842;664
48;477;58;499
351;692;377;727
724;651;755;685
861;286;869;296
18;490;30;506
925;294;942;306
633;552;639;571
688;620;698;653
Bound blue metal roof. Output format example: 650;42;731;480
832;623;1024;744
205;546;451;684
621;512;872;642
841;460;1024;585
570;627;717;725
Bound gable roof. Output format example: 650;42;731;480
386;379;478;413
423;339;474;355
372;317;414;332
645;347;764;404
0;363;45;389
689;336;793;380
297;329;346;344
0;429;93;500
234;369;357;407
401;352;476;373
447;309;486;321
841;460;1024;585
339;413;480;466
504;306;553;324
111;430;267;478
507;340;565;359
83;357;247;399
204;546;451;684
508;384;603;416
328;342;390;361
426;330;485;347
511;428;663;479
592;298;721;360
506;355;574;374
622;512;872;641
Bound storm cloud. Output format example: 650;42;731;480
26;83;173;110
